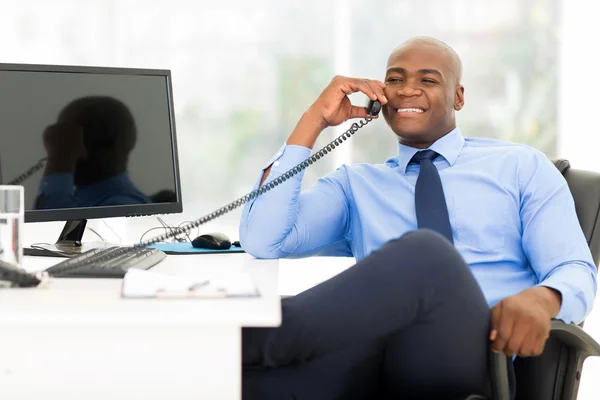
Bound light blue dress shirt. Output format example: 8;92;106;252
239;127;598;324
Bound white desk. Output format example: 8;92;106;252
0;253;281;400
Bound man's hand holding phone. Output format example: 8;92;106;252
310;75;387;129
287;76;388;149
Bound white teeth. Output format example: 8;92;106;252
397;108;424;113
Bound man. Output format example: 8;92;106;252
239;37;597;399
34;96;150;209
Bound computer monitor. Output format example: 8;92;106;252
0;63;182;255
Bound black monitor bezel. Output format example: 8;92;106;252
0;62;183;223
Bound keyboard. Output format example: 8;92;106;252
45;246;167;278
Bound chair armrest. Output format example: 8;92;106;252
489;351;511;400
550;319;600;358
485;319;600;400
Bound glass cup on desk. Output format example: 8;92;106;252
0;186;24;267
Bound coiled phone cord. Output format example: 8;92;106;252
7;157;47;185
139;116;375;246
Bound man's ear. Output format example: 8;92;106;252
454;85;465;111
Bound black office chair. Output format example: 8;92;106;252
480;159;600;400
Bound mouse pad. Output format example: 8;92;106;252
145;242;245;255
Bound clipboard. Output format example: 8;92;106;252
121;268;260;299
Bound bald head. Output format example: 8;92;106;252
388;37;462;84
381;36;465;148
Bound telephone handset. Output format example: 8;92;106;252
139;100;382;246
0;260;42;288
366;99;382;117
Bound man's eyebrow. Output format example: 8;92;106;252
418;69;443;78
385;67;406;76
385;67;444;79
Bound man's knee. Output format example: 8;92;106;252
385;229;460;263
374;229;471;283
396;229;454;253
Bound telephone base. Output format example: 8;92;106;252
24;241;121;258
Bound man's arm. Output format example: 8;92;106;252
490;150;597;357
240;146;352;259
240;76;388;259
519;150;597;324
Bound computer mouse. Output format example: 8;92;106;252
191;232;232;250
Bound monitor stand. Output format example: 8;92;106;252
24;219;118;258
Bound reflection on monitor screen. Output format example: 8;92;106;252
0;63;182;254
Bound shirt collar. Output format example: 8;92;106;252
395;127;465;174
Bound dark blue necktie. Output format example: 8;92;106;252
410;150;453;243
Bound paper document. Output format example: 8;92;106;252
122;268;260;298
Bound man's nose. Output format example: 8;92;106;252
395;85;422;97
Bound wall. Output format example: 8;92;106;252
557;0;600;172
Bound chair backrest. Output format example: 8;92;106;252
555;159;600;266
513;159;600;400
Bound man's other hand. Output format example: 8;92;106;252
489;286;562;357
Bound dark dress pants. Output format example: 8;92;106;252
242;230;499;400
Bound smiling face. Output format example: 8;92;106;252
382;38;465;148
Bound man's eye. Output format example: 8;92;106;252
422;79;436;84
386;77;403;83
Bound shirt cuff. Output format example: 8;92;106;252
262;143;312;168
38;173;75;195
240;143;314;239
258;143;312;184
537;264;597;324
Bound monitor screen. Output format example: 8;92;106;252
0;63;182;223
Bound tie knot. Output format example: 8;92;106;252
410;149;439;164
